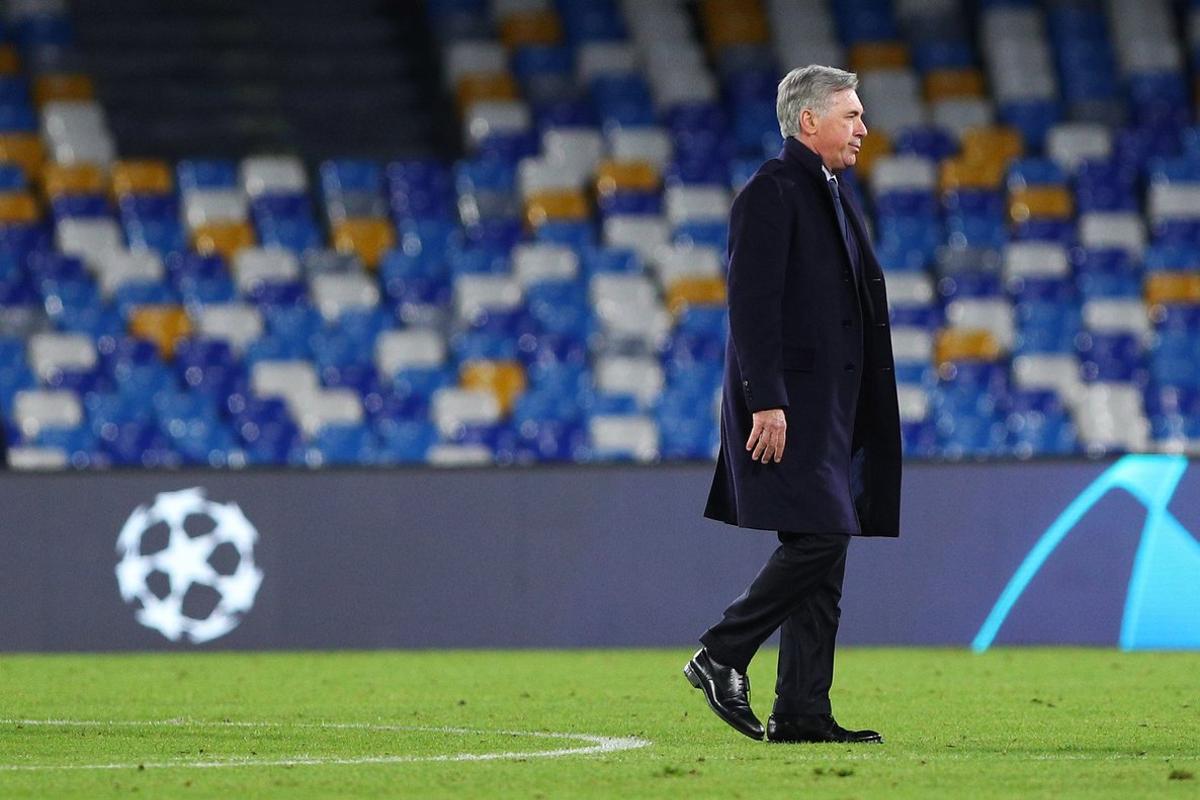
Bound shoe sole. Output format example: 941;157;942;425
766;734;884;745
683;661;764;741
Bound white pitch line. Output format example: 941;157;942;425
0;719;650;772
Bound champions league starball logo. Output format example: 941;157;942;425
115;488;264;644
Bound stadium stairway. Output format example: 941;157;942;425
69;0;454;161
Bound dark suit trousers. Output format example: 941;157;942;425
699;532;849;716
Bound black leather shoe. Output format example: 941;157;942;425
683;648;764;740
766;714;883;744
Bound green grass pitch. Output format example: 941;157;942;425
1;648;1197;798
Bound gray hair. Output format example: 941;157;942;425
776;65;859;138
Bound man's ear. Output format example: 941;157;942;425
799;108;817;135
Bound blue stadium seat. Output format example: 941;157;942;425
1077;332;1144;383
49;194;110;220
1005;390;1078;457
251;193;322;253
32;424;95;461
902;418;940;458
176;158;238;191
237;416;304;465
1074;159;1137;212
320;159;384;197
0;164;26;190
913;41;975;73
535;220;596;251
311;423;379;465
374;418;438;463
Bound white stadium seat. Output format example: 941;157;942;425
251;360;319;404
665;185;730;225
462;100;531;149
93;249;165;296
432;388;502;437
607;127;673;170
13;389;83;437
375;329;447;378
195;303;264;353
1082;298;1151;342
512;243;580;286
453;275;523;323
311;272;381;321
589;414;659;461
290;389;364;438
7;445;70;470
871;156;938;194
240;155;308;197
232;248;301;293
603;215;670;264
1003;242;1070;282
27;332;96;381
946;298;1015;351
1078;212;1146;257
55;218;123;269
890;327;935;363
183;188;248;229
653;244;723;287
596;355;665;407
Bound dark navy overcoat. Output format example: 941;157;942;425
704;136;902;536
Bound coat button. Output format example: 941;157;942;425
842;319;852;328
844;363;855;371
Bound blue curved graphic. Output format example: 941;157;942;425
973;455;1200;651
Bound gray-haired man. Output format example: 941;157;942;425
683;64;902;744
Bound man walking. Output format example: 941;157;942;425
683;65;902;744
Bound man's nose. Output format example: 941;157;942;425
856;119;868;138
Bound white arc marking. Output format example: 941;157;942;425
0;719;650;771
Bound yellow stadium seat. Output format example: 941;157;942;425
961;126;1024;164
332;218;396;270
595;159;660;196
666;277;727;316
850;42;911;72
852;131;892;179
1008;186;1073;222
192;221;255;262
42;162;106;197
0;192;39;224
500;10;563;48
0;45;21;75
935;328;1003;365
111;159;174;196
0;134;44;181
128;305;193;360
460;360;527;414
524;189;589;228
455;72;519;113
939;156;1007;193
1145;273;1200;307
924;69;986;102
33;73;94;107
701;0;769;49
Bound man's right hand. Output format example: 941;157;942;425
746;408;786;463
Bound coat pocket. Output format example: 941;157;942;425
781;346;816;372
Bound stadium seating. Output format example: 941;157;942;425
1;0;1198;469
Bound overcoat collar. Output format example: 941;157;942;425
779;136;829;178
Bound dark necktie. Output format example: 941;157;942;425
828;175;861;285
827;176;850;245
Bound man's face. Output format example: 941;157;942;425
804;88;868;171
